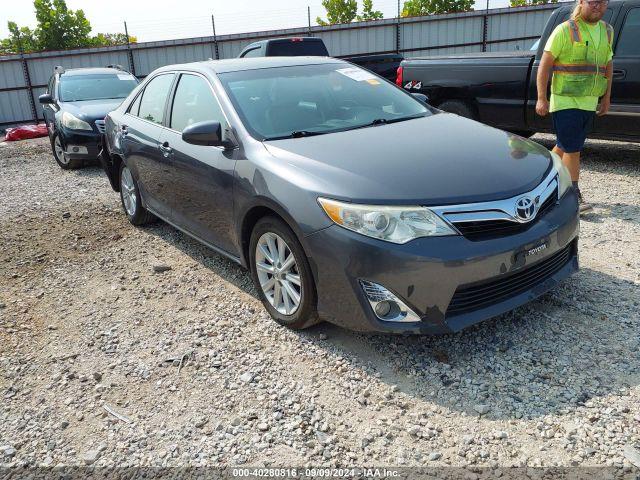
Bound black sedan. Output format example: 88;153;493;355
39;66;138;169
99;57;579;334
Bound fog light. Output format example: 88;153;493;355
374;300;392;317
359;280;421;323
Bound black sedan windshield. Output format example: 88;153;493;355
59;73;138;102
219;63;430;140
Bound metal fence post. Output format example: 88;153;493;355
396;0;401;54
211;15;220;59
124;22;136;76
18;45;38;124
482;0;489;52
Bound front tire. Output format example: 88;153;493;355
249;216;320;330
119;163;155;226
51;132;82;169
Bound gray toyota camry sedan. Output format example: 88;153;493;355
99;56;579;334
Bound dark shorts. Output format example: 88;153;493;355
552;109;595;154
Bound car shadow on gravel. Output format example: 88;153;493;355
307;266;639;421
139;219;640;421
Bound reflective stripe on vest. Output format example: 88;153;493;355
568;19;583;42
553;64;607;75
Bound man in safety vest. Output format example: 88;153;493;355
536;0;614;214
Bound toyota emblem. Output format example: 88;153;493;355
515;196;536;221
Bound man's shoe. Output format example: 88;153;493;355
577;189;593;214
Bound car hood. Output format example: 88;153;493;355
60;99;124;122
263;113;553;206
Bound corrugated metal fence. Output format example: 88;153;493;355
0;2;564;129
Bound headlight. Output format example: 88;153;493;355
62;111;92;131
318;197;457;244
550;151;572;198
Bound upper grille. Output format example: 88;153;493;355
446;240;574;317
95;119;106;134
452;187;558;241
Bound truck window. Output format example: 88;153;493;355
616;8;640;56
243;47;262;58
267;40;329;56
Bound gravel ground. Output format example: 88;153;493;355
0;134;639;472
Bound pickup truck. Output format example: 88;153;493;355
397;0;639;142
238;37;403;82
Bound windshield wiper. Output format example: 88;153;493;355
343;114;427;132
264;130;327;140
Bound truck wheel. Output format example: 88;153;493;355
438;100;477;120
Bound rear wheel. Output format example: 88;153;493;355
438;100;477;120
249;216;320;330
51;132;82;169
119;163;155;226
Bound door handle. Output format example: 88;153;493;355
159;141;173;156
612;69;626;80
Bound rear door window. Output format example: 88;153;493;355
137;74;175;124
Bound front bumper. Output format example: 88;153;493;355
305;188;580;334
58;128;102;161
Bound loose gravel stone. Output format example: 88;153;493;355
0;135;638;469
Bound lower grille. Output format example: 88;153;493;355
453;188;558;240
447;241;574;317
95;119;106;134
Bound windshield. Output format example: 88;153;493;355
218;63;430;140
59;73;138;102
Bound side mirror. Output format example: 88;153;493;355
39;93;54;104
411;93;429;105
182;120;229;147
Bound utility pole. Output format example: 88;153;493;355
308;6;312;36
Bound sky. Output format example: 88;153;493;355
1;0;513;43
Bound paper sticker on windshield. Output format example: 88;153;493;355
117;74;133;81
336;67;378;82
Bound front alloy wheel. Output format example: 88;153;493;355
249;216;320;330
256;232;302;315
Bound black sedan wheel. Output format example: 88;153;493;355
249;216;320;330
119;163;155;226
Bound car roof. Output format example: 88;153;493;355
59;67;132;76
153;56;345;75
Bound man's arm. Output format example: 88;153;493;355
536;51;555;117
598;60;613;116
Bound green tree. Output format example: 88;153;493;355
357;0;384;21
317;0;358;25
90;33;137;47
1;21;39;54
0;0;133;54
401;0;474;16
510;0;557;7
33;0;92;50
